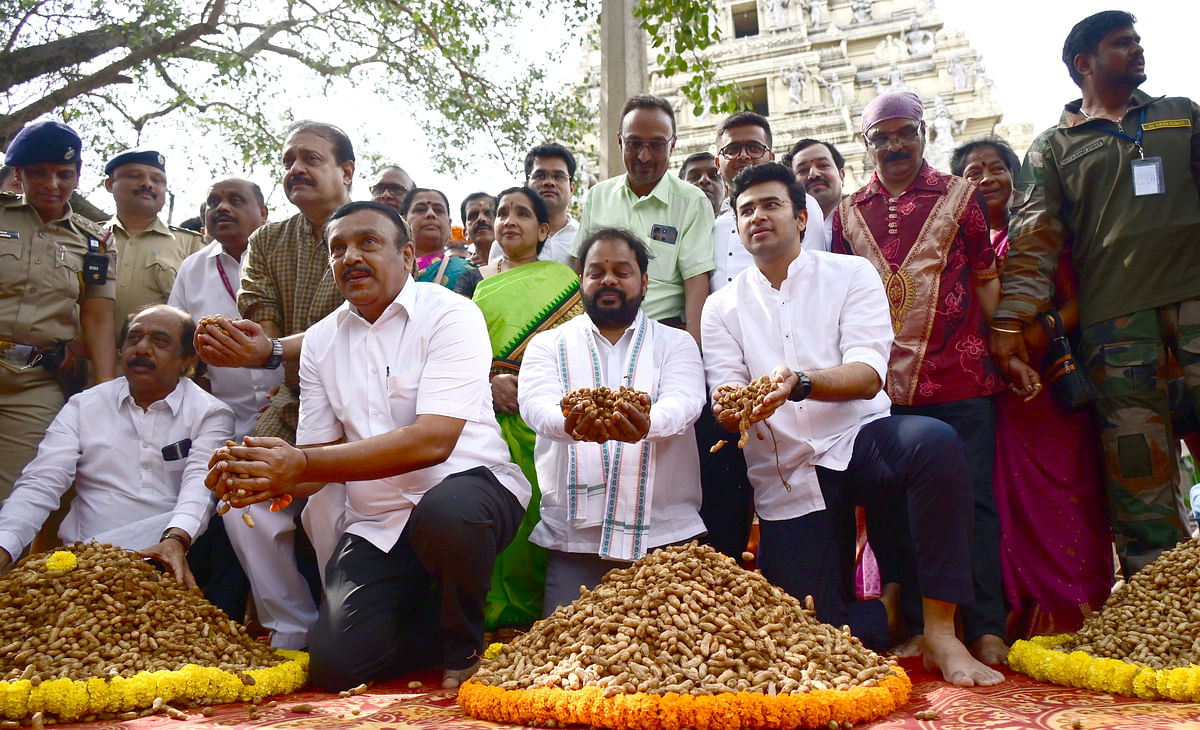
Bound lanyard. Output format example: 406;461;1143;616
1094;106;1147;158
215;256;237;303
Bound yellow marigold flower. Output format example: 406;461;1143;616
484;642;504;660
1011;636;1200;702
44;550;77;572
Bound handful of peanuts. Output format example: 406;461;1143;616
714;375;778;449
197;314;232;329
560;386;651;440
213;439;293;524
0;543;284;684
472;542;896;696
1057;537;1200;669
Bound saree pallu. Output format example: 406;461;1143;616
474;261;583;629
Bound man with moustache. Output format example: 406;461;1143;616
369;165;415;216
992;10;1200;576
103;150;205;331
573;95;713;344
195;121;352;446
710;112;826;293
679;152;725;217
525;143;580;265
703;161;1002;688
785;138;847;244
461;192;497;265
169;178;317;650
206;201;529;691
0;305;232;595
0;121;117;500
518;227;706;613
831;91;1007;667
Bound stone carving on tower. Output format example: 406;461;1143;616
581;0;1025;182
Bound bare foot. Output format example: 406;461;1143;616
923;632;1005;687
879;582;904;644
441;661;480;689
971;634;1010;665
890;634;924;657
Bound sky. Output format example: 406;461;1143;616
79;0;1197;226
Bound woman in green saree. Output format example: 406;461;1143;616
475;186;582;630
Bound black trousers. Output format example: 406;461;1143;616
188;512;249;621
695;403;754;557
893;397;1006;643
308;467;524;691
757;415;974;651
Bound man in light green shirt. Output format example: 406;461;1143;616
573;95;714;343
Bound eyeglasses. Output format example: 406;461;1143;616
529;170;571;183
370;183;409;196
718;141;770;160
620;136;674;155
864;125;923;150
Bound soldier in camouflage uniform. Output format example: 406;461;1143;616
991;10;1200;576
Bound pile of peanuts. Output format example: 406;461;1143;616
1058;538;1200;669
197;314;231;328
473;542;896;696
0;543;284;682
560;386;652;437
714;375;777;449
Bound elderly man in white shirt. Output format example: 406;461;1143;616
518;227;707;615
0;305;232;591
206;201;529;692
169;177;318;651
701;163;1003;689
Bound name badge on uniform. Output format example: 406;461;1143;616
0;230;17;240
650;224;678;245
1132;157;1165;197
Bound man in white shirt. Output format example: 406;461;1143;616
710;112;826;294
206;201;530;691
0;305;232;592
783;138;846;245
169;178;318;651
679;152;725;217
518;227;706;614
525;143;580;266
701;162;1003;688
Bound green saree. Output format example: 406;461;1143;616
474;261;583;629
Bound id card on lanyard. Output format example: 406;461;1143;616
1097;107;1165;197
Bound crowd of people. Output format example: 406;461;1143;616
0;8;1198;695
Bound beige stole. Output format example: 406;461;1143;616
839;177;974;405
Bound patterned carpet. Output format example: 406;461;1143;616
47;659;1200;730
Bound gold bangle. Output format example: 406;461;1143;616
990;324;1023;335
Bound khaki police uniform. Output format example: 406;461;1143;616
109;217;205;331
0;192;117;498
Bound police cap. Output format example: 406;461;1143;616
4;121;83;167
104;149;166;177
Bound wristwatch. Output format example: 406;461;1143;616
788;371;812;402
261;338;283;370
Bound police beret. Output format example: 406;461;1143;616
4;121;82;167
104;149;166;177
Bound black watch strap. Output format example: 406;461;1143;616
788;371;812;402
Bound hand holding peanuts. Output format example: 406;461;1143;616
561;386;651;444
206;437;304;511
194;315;272;369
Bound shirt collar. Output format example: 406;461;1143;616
118;376;188;415
587;310;642;345
15;196;74;225
108;215;172;237
854;161;944;203
622;173;672;205
1059;89;1160;130
335;276;416;327
748;249;809;288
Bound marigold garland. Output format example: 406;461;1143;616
0;650;308;721
1009;635;1200;701
458;667;911;730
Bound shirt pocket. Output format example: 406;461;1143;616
147;257;179;298
48;240;84;298
386;370;420;426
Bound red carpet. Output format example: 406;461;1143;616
45;659;1200;729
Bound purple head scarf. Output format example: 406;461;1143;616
861;91;924;133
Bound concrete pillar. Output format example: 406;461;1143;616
599;0;648;179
